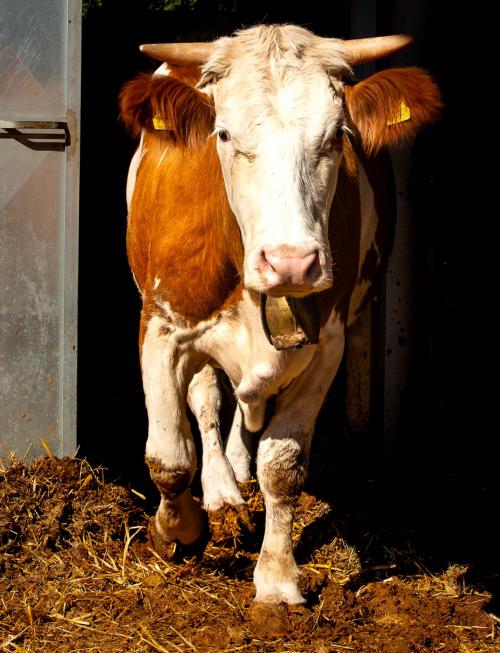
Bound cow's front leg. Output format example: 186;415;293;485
254;318;345;605
225;400;264;483
141;314;205;550
187;365;245;511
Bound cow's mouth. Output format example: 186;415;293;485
263;284;322;299
260;294;320;350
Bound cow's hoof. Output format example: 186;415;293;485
147;516;176;560
235;503;255;532
147;512;210;561
208;503;255;547
249;601;290;636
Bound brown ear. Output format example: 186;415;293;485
119;73;214;147
344;67;442;155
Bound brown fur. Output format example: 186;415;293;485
121;70;244;325
318;142;362;326
119;73;214;147
344;67;442;155
127;131;243;325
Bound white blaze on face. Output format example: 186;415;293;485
200;26;350;297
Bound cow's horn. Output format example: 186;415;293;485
342;34;414;65
139;42;214;65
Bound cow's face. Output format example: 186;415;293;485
200;28;350;298
209;68;344;297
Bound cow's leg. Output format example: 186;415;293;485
225;400;264;483
141;314;205;549
187;365;245;510
254;318;345;604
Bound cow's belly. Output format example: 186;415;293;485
197;291;316;405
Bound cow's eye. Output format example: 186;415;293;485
218;129;231;143
322;127;343;155
334;125;343;142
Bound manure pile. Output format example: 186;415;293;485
0;456;497;652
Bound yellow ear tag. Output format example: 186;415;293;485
153;115;172;130
387;101;411;126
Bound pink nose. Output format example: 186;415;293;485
259;248;321;290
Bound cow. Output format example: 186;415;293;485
120;24;441;608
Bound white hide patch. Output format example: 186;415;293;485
225;403;253;483
197;290;316;412
153;63;171;77
202;26;349;296
142;315;197;471
126;132;145;211
187;366;244;510
201;439;245;510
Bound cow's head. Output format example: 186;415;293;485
121;25;441;298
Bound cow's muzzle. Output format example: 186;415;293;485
257;247;321;295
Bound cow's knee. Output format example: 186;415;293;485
257;437;307;502
146;457;192;498
146;457;205;548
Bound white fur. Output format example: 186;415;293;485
188;366;244;510
142;314;198;468
126;132;144;211
225;402;254;483
142;285;347;601
200;26;350;296
153;63;170;77
253;494;304;604
252;314;345;603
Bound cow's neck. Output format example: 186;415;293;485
140;136;244;324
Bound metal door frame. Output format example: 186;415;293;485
0;0;81;458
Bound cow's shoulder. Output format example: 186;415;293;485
128;136;243;324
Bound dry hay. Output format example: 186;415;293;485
0;455;498;653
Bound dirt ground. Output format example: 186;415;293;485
0;455;498;652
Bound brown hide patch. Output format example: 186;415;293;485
361;149;396;258
316;141;397;325
359;243;379;283
356;147;396;315
344;67;442;155
317;143;362;326
119;73;214;146
127;133;243;326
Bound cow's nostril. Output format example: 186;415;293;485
261;249;320;286
304;251;320;282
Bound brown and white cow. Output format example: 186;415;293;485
120;25;441;606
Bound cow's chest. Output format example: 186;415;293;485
197;291;317;405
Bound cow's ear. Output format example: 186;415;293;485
344;67;442;155
119;73;214;146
